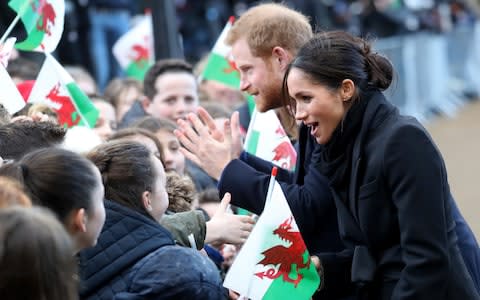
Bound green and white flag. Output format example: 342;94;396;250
0;63;26;114
112;15;154;81
224;177;320;300
28;54;98;128
201;16;241;88
201;16;256;115
8;0;64;52
244;109;297;171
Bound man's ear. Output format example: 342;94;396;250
142;190;153;212
272;46;292;71
72;208;87;233
141;96;151;113
340;79;355;101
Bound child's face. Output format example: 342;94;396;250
146;72;199;121
117;86;141;122
94;101;117;141
155;129;186;175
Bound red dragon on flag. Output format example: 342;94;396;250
31;0;56;36
7;0;64;52
255;216;310;287
45;83;80;127
271;125;297;169
129;36;150;68
223;54;239;76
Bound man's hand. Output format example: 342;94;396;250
174;107;243;180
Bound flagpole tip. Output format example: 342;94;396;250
271;166;278;177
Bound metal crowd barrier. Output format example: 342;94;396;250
373;22;479;123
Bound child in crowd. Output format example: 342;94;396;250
81;140;226;299
0;148;105;253
133;115;217;191
103;77;143;122
91;96;117;141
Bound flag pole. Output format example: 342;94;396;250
265;166;278;205
0;15;20;45
243;108;257;153
239;166;278;299
250;165;278;220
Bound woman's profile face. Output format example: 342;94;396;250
83;167;106;249
148;154;169;222
287;68;347;145
155;129;185;175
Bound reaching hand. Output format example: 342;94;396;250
174;107;243;180
205;193;255;246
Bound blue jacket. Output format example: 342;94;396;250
79;200;226;300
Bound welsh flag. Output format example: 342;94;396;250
201;16;255;114
112;15;154;81
224;170;320;299
245;109;297;171
0;64;26;114
28;54;98;128
8;0;64;52
201;16;240;88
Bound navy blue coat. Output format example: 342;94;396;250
334;91;479;299
79;200;226;300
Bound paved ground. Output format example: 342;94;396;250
426;99;480;240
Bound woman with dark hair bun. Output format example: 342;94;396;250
0;148;105;253
284;31;479;299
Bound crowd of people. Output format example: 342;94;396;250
1;1;480;300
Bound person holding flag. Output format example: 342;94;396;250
175;2;480;299
176;3;352;299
